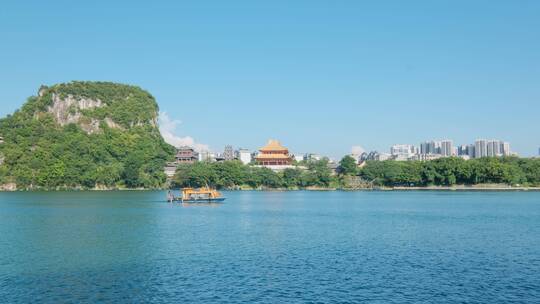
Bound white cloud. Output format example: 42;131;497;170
351;145;365;156
158;112;210;152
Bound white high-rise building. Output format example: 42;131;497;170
420;141;441;155
440;140;454;157
487;140;496;157
420;142;429;155
487;140;502;157
475;139;488;158
434;141;442;154
501;142;511;156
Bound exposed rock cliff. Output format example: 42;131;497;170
33;81;160;134
0;81;175;190
47;93;104;133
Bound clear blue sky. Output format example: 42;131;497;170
1;1;539;158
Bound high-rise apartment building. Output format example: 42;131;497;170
475;139;488;158
467;144;475;158
440;140;453;157
501;142;511;156
458;145;467;156
420;141;440;155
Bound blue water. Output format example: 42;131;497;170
1;191;539;303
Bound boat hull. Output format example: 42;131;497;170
176;197;226;203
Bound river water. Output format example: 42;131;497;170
1;191;539;303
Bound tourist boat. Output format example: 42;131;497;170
167;187;226;203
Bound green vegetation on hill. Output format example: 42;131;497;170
33;81;160;129
0;81;175;189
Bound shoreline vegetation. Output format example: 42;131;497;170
1;155;540;192
163;156;540;193
1;184;540;192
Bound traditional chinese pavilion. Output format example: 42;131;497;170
256;139;293;166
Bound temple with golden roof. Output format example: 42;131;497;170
255;139;293;166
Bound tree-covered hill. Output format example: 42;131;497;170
0;81;175;190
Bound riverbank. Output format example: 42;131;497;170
388;185;540;191
2;183;540;192
228;183;540;191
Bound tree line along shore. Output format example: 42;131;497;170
2;156;540;191
171;156;540;191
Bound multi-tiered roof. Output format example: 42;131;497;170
256;139;292;166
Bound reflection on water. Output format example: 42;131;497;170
1;191;540;303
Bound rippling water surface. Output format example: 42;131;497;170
1;191;539;303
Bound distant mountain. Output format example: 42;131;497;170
0;81;175;190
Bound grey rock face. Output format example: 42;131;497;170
47;94;107;134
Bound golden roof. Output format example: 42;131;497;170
259;139;289;152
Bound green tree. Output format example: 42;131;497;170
339;155;357;175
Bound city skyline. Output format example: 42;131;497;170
1;1;539;157
169;137;521;162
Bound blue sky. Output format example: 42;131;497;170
1;1;539;158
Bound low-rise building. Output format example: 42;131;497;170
409;154;443;161
198;151;213;162
175;146;198;164
235;149;252;165
377;153;392;161
360;151;391;161
391;144;415;161
458;155;471;160
327;161;339;175
307;153;322;162
292;154;305;163
214;153;226;162
163;162;177;178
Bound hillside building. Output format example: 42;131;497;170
175;146;198;164
164;162;177;178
